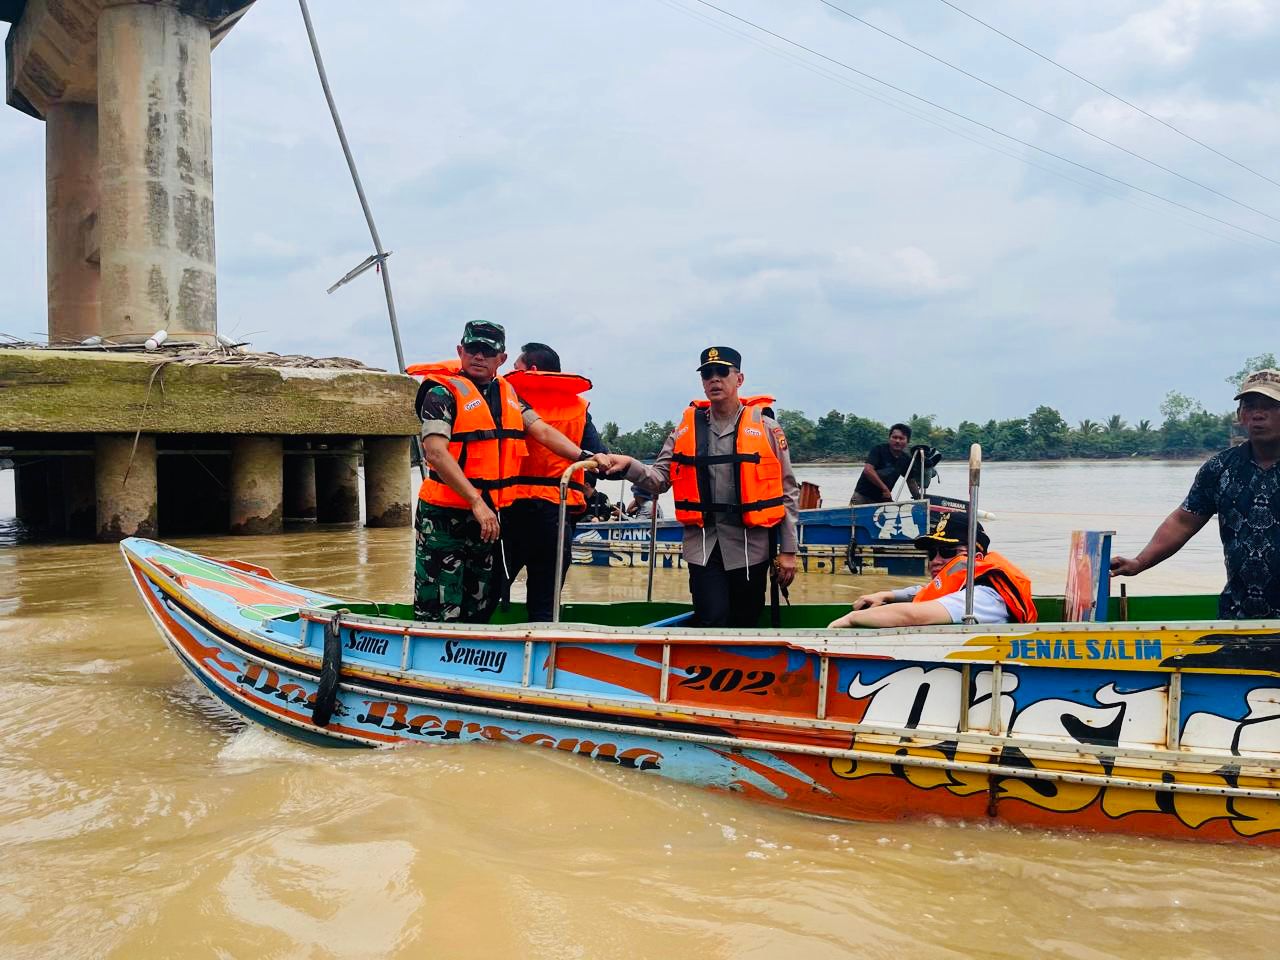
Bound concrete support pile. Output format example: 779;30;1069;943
45;103;101;343
229;436;283;535
315;453;361;524
284;454;318;522
364;438;411;527
95;434;157;541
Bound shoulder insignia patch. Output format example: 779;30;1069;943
772;425;788;450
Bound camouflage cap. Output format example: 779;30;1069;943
461;320;506;352
1234;369;1280;404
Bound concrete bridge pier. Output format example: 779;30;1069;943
284;453;317;522
95;434;158;541
364;438;411;527
98;1;218;343
229;436;283;535
46;103;101;344
316;448;361;524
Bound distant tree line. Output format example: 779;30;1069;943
599;354;1273;463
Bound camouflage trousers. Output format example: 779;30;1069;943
413;501;498;623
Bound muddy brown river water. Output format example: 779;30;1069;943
2;462;1277;958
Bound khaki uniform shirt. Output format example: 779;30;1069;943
625;405;800;570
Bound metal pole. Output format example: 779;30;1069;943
297;0;425;477
963;443;981;625
553;459;598;623
645;493;661;602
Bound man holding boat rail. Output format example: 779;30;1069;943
601;346;800;628
827;511;1037;627
1111;369;1280;620
411;321;612;623
500;341;608;622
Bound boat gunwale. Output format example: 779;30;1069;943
148;582;1280;801
123;542;1280;779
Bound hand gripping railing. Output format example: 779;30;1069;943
553;459;599;624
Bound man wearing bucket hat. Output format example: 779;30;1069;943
601;346;800;628
828;511;1037;627
1112;369;1280;620
411;321;615;623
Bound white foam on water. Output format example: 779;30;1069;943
66;658;120;675
217;724;313;765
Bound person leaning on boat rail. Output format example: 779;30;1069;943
850;423;923;505
600;346;800;628
827;511;1037;627
411;321;606;623
500;341;608;622
625;485;662;520
1111;369;1280;620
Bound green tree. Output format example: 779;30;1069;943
1028;405;1069;457
814;410;848;459
1105;415;1126;434
1160;390;1203;422
601;421;620;449
775;409;816;460
1227;353;1277;390
1077;419;1101;435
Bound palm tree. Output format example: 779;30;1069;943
1136;420;1152;433
1077;419;1101;435
1106;414;1126;433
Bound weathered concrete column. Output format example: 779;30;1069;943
315;454;360;524
284;454;317;521
364;438;411;527
95;433;158;540
98;2;217;342
230;436;283;535
46;103;101;344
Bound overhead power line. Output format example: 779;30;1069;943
679;0;1280;246
656;0;1268;247
935;0;1280;192
817;0;1280;225
655;0;1256;248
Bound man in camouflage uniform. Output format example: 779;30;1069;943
414;321;616;622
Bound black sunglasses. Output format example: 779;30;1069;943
462;343;500;359
925;544;963;559
700;365;736;380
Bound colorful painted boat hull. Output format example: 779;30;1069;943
122;537;1280;845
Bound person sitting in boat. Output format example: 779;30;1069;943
1111;369;1280;620
625;486;663;520
850;423;923;505
500;341;608;622
828;511;1037;627
600;345;800;628
410;321;614;623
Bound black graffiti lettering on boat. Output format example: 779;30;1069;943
354;701;662;768
440;640;508;674
237;663;348;716
345;633;390;656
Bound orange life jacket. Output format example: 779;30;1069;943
670;395;785;528
406;359;460;379
505;369;592;509
415;365;527;510
913;552;1039;623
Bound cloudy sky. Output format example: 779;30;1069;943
1;0;1277;430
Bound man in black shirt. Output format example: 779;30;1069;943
851;423;923;504
1111;369;1280;619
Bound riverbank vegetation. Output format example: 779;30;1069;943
600;354;1274;463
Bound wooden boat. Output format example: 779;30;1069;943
572;494;970;576
122;536;1280;845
